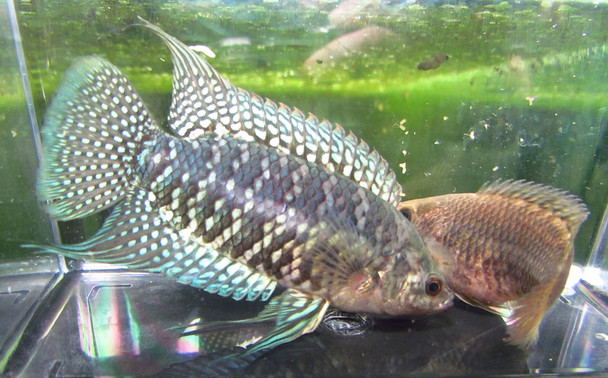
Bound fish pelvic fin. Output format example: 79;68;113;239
180;289;328;369
479;179;589;233
136;18;402;206
503;253;572;348
38;56;160;220
27;188;277;302
455;294;512;318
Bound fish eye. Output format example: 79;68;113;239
425;277;443;297
400;207;412;221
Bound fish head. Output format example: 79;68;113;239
310;214;452;316
396;196;449;228
378;238;454;316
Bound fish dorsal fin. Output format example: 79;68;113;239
136;18;402;206
479;179;589;233
28;188;276;302
179;288;329;372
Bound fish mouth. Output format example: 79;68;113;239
407;299;453;316
380;289;454;316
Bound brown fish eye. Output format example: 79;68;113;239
400;207;412;221
425;277;443;296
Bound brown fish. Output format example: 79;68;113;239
303;26;396;74
397;179;589;347
417;52;449;70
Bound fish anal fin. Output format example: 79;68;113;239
30;188;276;302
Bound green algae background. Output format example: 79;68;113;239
2;0;607;266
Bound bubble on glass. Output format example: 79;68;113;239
595;333;608;341
321;309;373;337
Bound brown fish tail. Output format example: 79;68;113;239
479;179;589;233
504;248;572;347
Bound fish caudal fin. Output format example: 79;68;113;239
38;56;159;220
35;55;279;302
27;188;277;302
176;289;328;373
136;18;402;206
504;255;572;348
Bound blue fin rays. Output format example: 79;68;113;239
173;289;329;373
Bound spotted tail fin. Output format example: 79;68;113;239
38;56;160;220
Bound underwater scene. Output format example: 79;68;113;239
1;0;608;376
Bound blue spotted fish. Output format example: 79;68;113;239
33;30;452;371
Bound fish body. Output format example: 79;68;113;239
35;55;451;366
302;26;396;74
136;129;443;315
417;52;449;70
397;180;588;347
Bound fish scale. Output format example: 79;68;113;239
140;134;406;293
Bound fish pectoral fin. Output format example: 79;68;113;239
309;216;384;291
29;188;276;302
